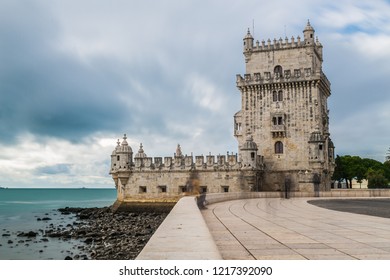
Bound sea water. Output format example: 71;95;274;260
0;188;116;260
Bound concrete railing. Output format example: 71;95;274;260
136;196;222;260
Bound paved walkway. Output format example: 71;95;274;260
202;198;390;260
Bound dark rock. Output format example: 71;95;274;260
8;240;13;244
42;217;52;221
2;233;11;237
47;232;62;238
17;231;38;238
64;256;73;260
84;237;94;244
36;206;171;260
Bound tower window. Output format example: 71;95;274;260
275;141;284;154
273;90;283;102
251;152;255;159
272;116;283;125
274;65;283;77
139;186;147;193
117;155;120;161
158;185;167;193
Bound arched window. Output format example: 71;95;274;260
273;91;278;102
274;65;283;77
275;141;284;154
278;90;283;101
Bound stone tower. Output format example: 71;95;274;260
235;21;335;192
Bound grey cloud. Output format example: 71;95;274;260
0;2;153;143
1;0;389;163
35;163;72;175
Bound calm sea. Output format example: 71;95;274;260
0;188;117;260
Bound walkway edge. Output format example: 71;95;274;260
136;197;222;260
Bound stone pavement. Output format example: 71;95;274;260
202;198;390;260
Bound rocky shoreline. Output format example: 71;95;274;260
1;206;168;260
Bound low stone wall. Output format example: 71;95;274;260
136;196;222;260
204;189;390;205
325;189;390;197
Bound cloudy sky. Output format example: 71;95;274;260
1;0;389;188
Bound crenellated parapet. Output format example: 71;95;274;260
250;35;322;52
243;21;323;63
110;139;263;175
236;69;324;86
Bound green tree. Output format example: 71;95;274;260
332;155;388;188
366;168;388;188
332;155;347;188
384;160;390;181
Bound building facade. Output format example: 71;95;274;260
235;20;335;192
110;21;335;204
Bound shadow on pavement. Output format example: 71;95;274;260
308;198;390;219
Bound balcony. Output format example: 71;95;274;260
271;125;286;138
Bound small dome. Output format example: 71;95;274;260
241;135;258;150
303;20;315;32
121;134;129;146
135;143;147;158
115;134;132;154
244;28;253;39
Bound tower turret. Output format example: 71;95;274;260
243;28;254;51
117;134;133;169
240;135;258;169
303;20;315;45
308;128;325;163
110;138;121;173
243;29;254;62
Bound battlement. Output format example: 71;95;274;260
236;68;330;89
110;152;261;173
110;138;267;174
251;36;322;51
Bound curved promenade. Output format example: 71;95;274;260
203;197;390;260
137;191;390;260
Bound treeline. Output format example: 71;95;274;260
332;155;390;188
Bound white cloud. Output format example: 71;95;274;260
185;73;226;112
0;133;115;188
331;101;390;161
